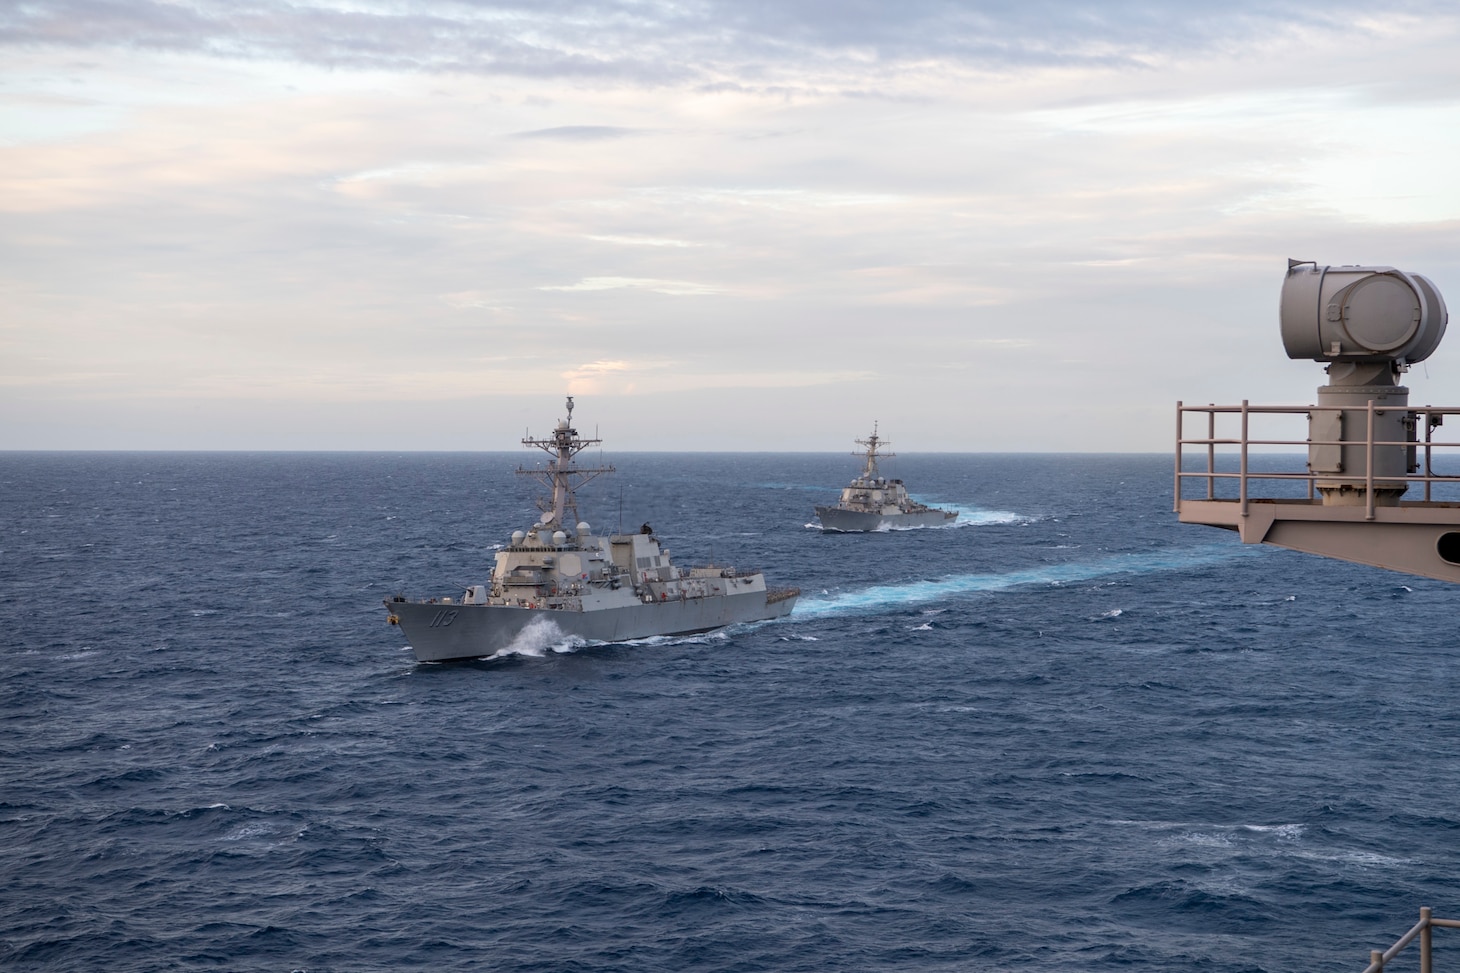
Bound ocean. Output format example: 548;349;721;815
3;451;1458;972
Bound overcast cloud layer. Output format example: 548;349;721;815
1;2;1436;77
4;1;1460;449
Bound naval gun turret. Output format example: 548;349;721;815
1176;260;1460;582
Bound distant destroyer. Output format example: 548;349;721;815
815;425;957;532
386;397;799;663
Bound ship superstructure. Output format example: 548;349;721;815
386;397;798;662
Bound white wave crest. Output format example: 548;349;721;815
620;629;732;648
1176;831;1234;848
487;616;582;659
948;507;1032;527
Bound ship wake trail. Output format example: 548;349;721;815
620;630;732;649
944;504;1030;527
795;543;1259;619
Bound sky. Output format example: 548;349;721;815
4;0;1460;451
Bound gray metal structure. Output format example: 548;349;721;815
1175;259;1460;583
815;425;957;532
386;397;799;663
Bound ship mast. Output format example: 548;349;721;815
518;396;614;528
855;422;893;481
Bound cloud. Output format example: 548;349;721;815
539;277;723;296
6;3;1460;449
556;356;872;397
514;125;643;140
586;234;697;248
440;291;513;311
4;1;1449;84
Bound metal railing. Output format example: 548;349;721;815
1174;401;1460;521
1359;907;1460;973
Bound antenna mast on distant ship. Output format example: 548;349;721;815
855;422;893;481
518;395;615;528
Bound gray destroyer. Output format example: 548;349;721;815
815;425;957;532
386;397;799;663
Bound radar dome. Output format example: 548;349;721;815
576;522;590;535
552;530;567;546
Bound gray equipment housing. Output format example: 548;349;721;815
1280;259;1447;364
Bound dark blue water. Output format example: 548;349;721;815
4;452;1458;972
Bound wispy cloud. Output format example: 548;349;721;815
539;277;723;296
440;291;513;311
514;126;643;140
3;1;1439;83
586;234;697;248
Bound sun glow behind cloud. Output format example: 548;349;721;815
540;277;724;296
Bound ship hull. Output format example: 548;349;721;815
389;590;798;663
814;506;957;532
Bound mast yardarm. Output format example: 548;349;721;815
518;395;615;528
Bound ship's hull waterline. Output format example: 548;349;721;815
390;589;798;663
814;505;958;532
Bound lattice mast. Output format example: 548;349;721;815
518;396;614;528
855;422;894;480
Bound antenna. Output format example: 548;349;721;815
853;422;894;481
518;395;615;527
